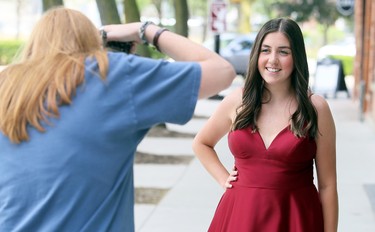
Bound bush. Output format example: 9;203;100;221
329;55;354;76
0;40;168;66
0;40;24;65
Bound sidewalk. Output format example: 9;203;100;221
332;98;375;231
135;87;375;231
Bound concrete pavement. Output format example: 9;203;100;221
134;77;375;232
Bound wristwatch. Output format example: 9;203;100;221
139;21;155;45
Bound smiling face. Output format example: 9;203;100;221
257;32;294;86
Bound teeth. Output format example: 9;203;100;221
267;68;280;72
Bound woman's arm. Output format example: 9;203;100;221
101;22;236;99
312;95;339;232
192;88;242;189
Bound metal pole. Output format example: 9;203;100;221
359;0;366;122
214;34;221;54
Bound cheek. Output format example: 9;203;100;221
257;56;266;70
284;58;294;72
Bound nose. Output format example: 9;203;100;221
268;52;279;65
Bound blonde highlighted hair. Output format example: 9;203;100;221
0;7;109;143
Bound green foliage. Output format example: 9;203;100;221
0;40;168;68
325;27;347;44
188;0;207;17
329;55;354;76
148;46;168;59
302;23;351;59
0;40;24;65
269;0;339;24
42;0;64;11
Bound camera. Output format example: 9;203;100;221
100;30;133;54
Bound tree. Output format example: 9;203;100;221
188;0;208;41
152;0;163;25
271;0;341;45
271;0;340;24
42;0;64;11
123;0;150;57
16;0;25;39
313;0;340;45
96;0;121;25
173;0;189;37
124;0;141;23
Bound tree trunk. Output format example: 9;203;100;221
152;0;163;25
95;0;121;25
42;0;64;12
123;0;150;57
123;0;140;23
322;23;329;46
239;0;251;33
174;0;189;37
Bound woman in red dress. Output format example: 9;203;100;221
193;18;338;232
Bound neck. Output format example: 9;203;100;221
263;83;295;104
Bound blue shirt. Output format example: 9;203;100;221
0;52;201;231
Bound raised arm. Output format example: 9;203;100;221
101;22;236;99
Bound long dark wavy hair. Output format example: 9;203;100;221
232;18;318;138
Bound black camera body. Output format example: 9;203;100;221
106;41;133;53
100;30;133;54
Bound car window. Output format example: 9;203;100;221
239;40;253;50
230;39;253;52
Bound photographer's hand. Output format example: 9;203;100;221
101;23;143;44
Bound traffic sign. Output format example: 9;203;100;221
210;0;227;33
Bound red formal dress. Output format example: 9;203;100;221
208;126;324;232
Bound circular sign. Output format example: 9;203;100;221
336;0;354;16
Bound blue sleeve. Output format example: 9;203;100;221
108;53;201;130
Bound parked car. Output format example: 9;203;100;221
203;32;238;54
317;37;355;60
203;33;257;76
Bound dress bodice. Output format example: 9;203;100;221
228;127;317;190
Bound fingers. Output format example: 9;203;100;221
225;167;238;189
100;25;125;41
99;23;141;44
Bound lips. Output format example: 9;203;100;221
266;67;281;72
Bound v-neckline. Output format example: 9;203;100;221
257;125;290;150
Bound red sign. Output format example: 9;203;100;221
210;0;227;33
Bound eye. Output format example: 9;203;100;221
260;48;270;53
279;49;291;55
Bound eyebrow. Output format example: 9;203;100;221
261;44;291;49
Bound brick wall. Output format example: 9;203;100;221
354;0;375;122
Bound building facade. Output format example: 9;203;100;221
354;0;375;122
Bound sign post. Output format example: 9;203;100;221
210;0;227;54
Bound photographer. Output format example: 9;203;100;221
0;7;235;232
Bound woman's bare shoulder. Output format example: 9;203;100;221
310;94;335;128
222;87;243;106
214;87;243;119
310;94;330;112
